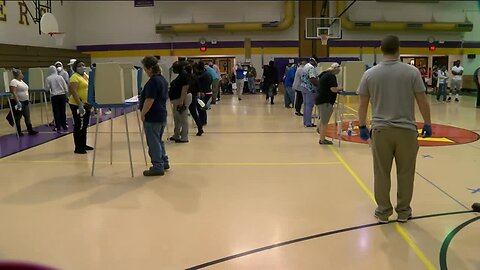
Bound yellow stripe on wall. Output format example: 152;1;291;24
85;47;299;58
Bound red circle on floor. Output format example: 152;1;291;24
326;122;479;147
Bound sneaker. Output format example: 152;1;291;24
397;214;412;223
28;130;39;135
143;169;165;176
455;98;459;102
374;214;389;224
74;149;87;154
150;164;170;171
319;139;333;145
104;109;112;115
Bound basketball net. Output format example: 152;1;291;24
320;34;329;46
49;32;65;46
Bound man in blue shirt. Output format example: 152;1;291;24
140;56;169;176
283;64;296;108
235;63;246;101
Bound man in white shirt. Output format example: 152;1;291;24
449;60;463;102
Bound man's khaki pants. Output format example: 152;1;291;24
371;127;419;219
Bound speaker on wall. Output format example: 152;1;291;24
467;54;476;59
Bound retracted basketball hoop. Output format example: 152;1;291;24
48;32;66;46
40;12;66;47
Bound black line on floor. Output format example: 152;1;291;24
416;171;470;210
439;216;480;270
185;210;474;270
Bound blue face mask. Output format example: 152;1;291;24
77;66;86;74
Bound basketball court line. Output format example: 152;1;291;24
415;171;470;210
185;210;474;270
328;145;436;270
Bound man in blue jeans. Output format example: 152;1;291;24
300;57;319;127
140;56;170;177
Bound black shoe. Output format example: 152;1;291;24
270;101;274;105
151;163;170;171
18;132;24;137
455;98;459;102
319;139;333;145
238;98;242;101
175;140;189;143
85;145;94;151
447;97;452;102
28;130;39;135
305;124;317;128
143;169;165;176
169;136;179;142
295;112;303;116
74;149;87;154
196;130;204;136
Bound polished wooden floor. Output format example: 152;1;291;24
0;94;479;270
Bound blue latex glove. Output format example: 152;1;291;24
422;124;432;138
78;104;86;116
359;125;370;141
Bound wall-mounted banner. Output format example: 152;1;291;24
134;0;154;7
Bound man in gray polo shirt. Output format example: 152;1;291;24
357;35;432;224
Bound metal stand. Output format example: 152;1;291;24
91;106;145;177
335;91;358;147
31;90;50;125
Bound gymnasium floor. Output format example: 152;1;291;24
0;93;479;270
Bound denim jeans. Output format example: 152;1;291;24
144;121;169;171
284;86;295;107
248;77;256;93
437;83;447;101
302;90;316;126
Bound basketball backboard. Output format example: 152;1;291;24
40;13;59;34
305;17;341;40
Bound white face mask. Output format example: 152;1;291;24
56;67;63;72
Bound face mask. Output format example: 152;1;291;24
77;66;86;74
56;67;63;72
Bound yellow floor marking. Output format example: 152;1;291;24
0;160;341;166
329;145;437;270
417;137;453;143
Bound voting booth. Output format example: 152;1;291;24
334;61;366;147
28;67;50;125
89;62;147;177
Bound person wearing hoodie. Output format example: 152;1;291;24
55;61;70;84
45;66;68;133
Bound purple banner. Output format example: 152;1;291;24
134;0;154;7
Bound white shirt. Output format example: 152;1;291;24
9;79;29;101
437;70;448;84
452;65;463;81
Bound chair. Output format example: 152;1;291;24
88;64;147;177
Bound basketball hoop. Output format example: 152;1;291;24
320;34;329;46
49;32;65;46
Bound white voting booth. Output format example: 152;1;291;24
28;67;50;125
90;62;147;178
335;61;366;147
